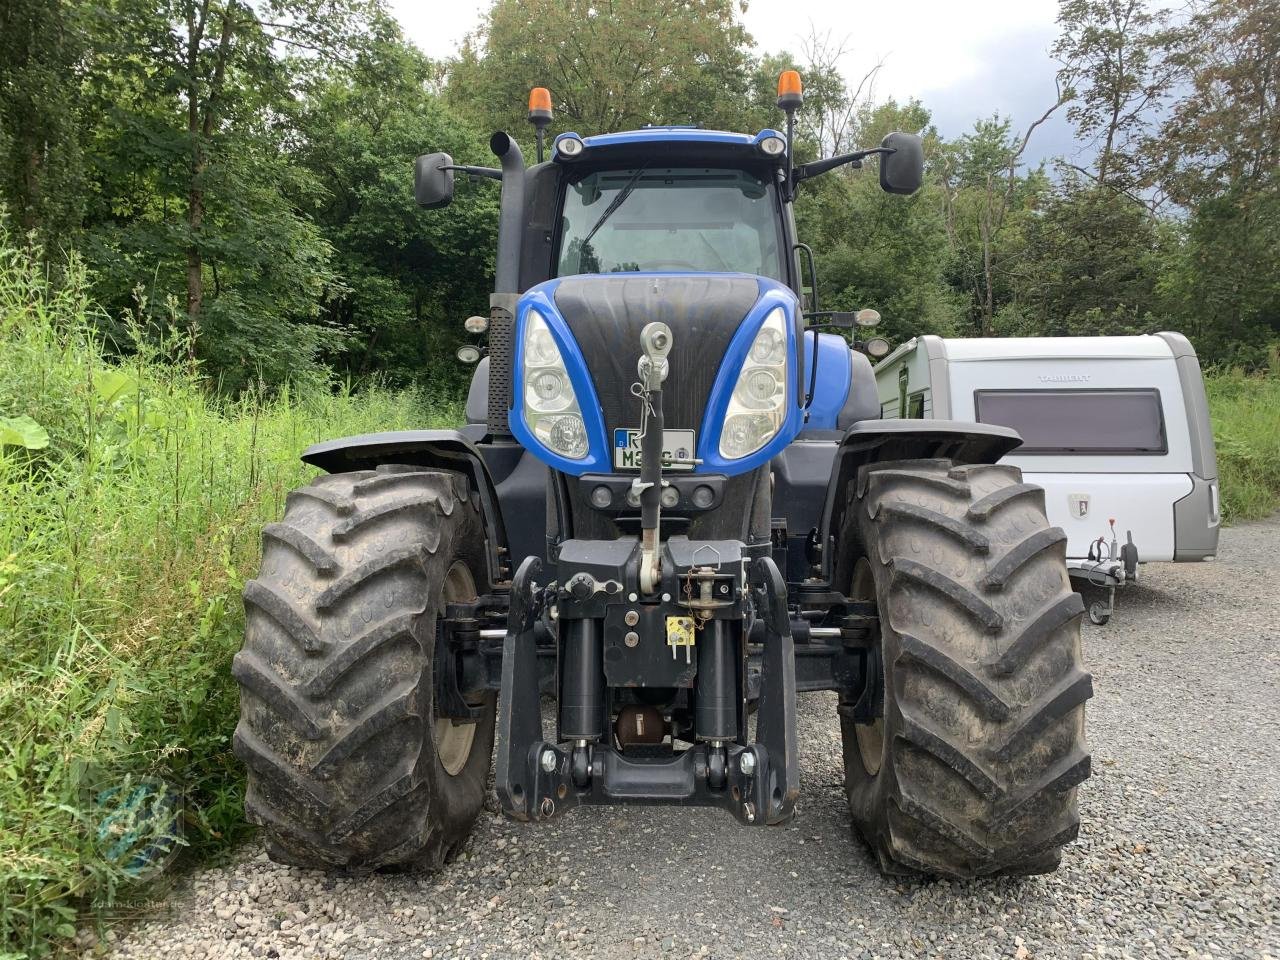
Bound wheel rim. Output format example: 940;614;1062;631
851;558;885;777
434;561;479;777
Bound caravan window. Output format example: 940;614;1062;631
974;388;1167;454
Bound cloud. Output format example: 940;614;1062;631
918;25;1080;168
387;0;1083;165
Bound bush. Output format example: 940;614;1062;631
0;236;460;958
1206;371;1280;523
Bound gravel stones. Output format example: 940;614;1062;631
91;519;1280;959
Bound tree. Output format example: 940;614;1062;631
1154;0;1277;205
445;0;760;145
1012;182;1162;336
938;113;1056;335
796;101;959;345
1053;0;1178;194
791;30;883;158
78;0;381;389
291;26;499;386
0;0;87;244
1150;0;1279;363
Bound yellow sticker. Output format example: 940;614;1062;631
665;616;696;646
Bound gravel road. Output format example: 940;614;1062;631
91;519;1280;960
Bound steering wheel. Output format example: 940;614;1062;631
638;260;702;271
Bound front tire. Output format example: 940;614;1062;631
232;465;495;872
836;460;1092;877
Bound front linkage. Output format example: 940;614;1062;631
492;318;800;825
495;546;799;826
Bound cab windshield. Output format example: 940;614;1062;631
556;167;784;280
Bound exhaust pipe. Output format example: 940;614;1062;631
489;132;525;295
487;132;526;436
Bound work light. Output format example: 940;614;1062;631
759;135;786;157
555;133;585;158
720;307;789;458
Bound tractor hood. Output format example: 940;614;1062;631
508;273;804;476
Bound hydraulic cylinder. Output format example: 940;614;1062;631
559;618;604;741
695;619;738;742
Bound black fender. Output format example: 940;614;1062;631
816;420;1023;580
302;430;510;585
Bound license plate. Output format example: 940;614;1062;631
613;428;696;470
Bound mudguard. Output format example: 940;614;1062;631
301;430;510;584
816;420;1023;580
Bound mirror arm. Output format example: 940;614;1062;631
795;147;892;183
803;310;855;328
442;164;503;182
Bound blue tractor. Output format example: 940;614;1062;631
233;73;1092;878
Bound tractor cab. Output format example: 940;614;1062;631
419;100;915;568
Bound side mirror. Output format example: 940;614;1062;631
879;132;923;196
414;152;455;209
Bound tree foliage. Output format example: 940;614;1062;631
0;0;1278;396
445;0;762;144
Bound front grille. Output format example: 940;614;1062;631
554;275;759;441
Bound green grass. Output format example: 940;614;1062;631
1206;370;1280;523
0;237;461;959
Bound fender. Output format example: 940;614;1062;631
816;420;1023;580
302;430;510;585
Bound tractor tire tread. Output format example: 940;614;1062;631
839;459;1091;877
234;467;495;872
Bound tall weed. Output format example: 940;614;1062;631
0;237;460;958
1206;371;1280;523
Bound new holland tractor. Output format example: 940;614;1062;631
232;73;1092;878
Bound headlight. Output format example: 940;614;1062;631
522;311;588;460
720;307;789;459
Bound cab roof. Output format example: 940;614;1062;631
555;127;787;169
583;127;773;148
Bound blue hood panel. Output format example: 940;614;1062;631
510;273;803;477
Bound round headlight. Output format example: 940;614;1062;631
532;370;566;402
464;315;488;334
864;336;891;358
456;345;481;364
536;414;588;459
744;368;781;403
556;135;584;158
749;326;786;364
759;135;786;156
721;413;777;459
590;485;613;509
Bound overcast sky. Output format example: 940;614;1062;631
387;0;1078;167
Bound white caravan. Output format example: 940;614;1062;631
873;333;1220;624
